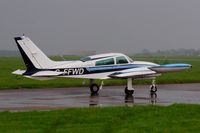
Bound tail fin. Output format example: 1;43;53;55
14;36;56;71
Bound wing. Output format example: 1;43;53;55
108;67;159;79
108;63;192;79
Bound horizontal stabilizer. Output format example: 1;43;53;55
12;69;26;75
31;71;63;77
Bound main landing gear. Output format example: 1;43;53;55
124;78;158;96
89;79;104;95
89;78;158;96
124;78;134;95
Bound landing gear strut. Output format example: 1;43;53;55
150;79;157;93
125;78;134;95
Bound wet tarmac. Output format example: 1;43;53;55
0;83;200;111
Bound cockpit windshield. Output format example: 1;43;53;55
116;56;128;64
127;56;134;63
80;56;91;62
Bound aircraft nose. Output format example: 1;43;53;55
185;64;192;69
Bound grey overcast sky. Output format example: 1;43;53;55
0;0;200;55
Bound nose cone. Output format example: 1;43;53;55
181;64;192;69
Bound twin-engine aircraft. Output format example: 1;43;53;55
13;36;192;95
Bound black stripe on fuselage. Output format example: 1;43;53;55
64;64;151;74
23;64;154;76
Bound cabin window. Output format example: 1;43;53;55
96;58;114;66
116;56;128;64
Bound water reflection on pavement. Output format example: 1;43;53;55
0;83;200;111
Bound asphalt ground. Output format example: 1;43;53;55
0;83;200;111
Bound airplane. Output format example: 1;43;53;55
12;35;192;95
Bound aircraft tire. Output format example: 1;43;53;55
124;87;134;95
90;84;100;94
150;85;157;93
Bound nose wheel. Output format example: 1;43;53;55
150;85;157;93
150;79;157;93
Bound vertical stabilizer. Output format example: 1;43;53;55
14;36;56;70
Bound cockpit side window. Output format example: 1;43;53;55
96;58;114;66
116;56;128;64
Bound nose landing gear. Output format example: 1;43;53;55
150;79;157;93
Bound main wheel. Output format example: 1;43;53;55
150;85;157;93
124;87;134;95
90;84;100;94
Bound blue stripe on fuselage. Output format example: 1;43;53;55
86;64;154;73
